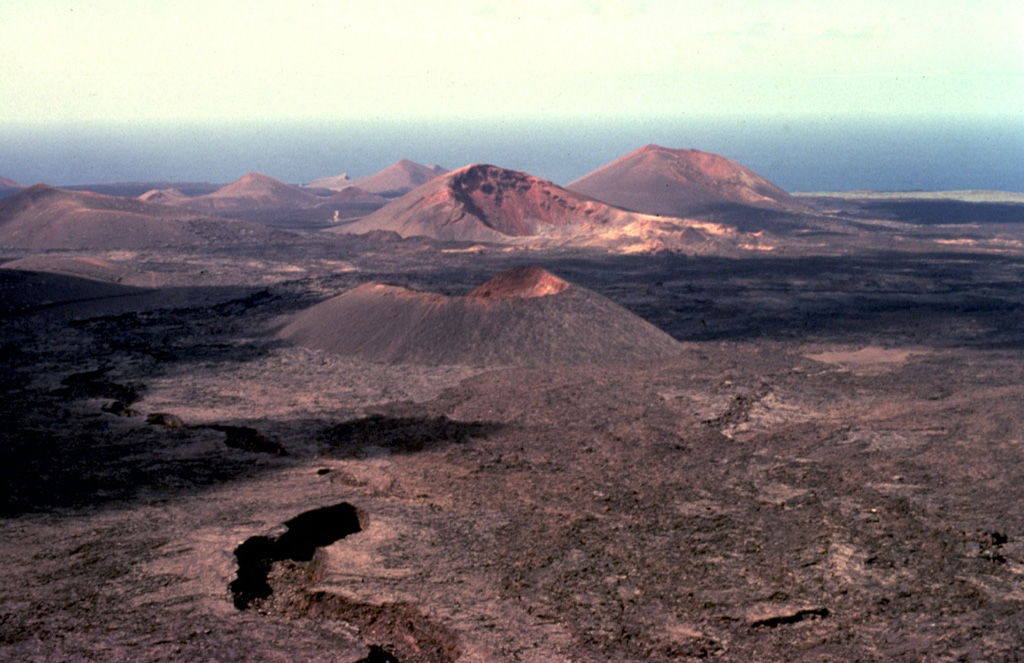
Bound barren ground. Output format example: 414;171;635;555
2;218;1024;661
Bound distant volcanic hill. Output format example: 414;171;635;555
307;173;351;189
568;145;804;216
0;176;23;189
337;164;649;243
277;266;683;366
0;184;272;250
138;188;191;205
332;163;772;253
310;159;447;196
323;186;389;205
174;172;322;214
142;174;389;230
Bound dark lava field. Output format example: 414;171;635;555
2;198;1024;662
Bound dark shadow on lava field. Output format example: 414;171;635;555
3;246;1023;515
0;408;290;516
0;286;322;517
319;415;503;458
858;200;1024;225
531;251;1024;349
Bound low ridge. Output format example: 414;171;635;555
0;184;272;250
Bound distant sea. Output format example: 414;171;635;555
2;116;1021;193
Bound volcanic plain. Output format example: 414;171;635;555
2;150;1024;662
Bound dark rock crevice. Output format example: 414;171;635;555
57;366;143;406
230;502;361;609
750;606;831;628
230;502;459;663
208;424;287;456
355;645;401;663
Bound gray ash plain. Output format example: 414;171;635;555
2;215;1024;662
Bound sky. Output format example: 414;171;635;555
0;1;1021;190
2;0;1021;123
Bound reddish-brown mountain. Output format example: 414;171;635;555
0;184;272;250
310;159;448;196
277;266;682;366
338;164;641;243
0;176;23;189
568;144;804;216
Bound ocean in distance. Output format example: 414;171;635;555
2;116;1021;193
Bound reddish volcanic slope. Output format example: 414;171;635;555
0;176;23;189
0;184;271;250
311;160;447;195
468;265;570;299
278;266;682;366
339;164;633;242
568;144;803;216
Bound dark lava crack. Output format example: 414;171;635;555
750;607;831;629
355;645;401;663
229;503;460;663
231;502;361;609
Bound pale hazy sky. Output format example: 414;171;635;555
2;0;1021;124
